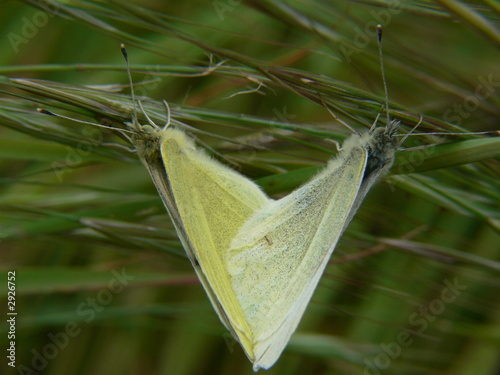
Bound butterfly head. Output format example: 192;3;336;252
362;120;399;176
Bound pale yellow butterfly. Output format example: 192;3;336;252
39;45;273;364
226;25;400;370
118;46;276;363
227;122;399;370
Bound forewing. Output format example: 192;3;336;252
141;129;271;358
227;146;367;369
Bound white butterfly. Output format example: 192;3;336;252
227;120;399;370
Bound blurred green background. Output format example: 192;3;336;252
0;1;499;374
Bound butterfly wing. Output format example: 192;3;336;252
139;128;271;359
227;145;367;370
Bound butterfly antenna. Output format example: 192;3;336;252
36;108;133;134
162;100;172;131
137;100;157;128
320;96;359;135
377;25;391;128
121;44;140;131
397;114;423;148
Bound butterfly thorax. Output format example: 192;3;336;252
359;121;399;179
131;126;163;161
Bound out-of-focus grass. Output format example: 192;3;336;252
0;1;498;375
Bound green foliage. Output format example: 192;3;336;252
0;1;498;374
